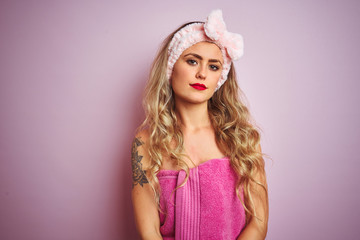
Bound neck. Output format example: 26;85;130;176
175;100;212;131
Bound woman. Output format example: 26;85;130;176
131;9;268;240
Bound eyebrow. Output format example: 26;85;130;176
183;53;223;65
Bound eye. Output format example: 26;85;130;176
186;59;197;65
209;65;220;71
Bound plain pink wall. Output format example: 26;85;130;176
1;0;359;239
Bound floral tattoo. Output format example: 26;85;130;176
131;137;148;188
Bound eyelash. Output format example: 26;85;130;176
210;65;219;71
187;59;197;65
186;59;220;71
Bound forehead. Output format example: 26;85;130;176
182;41;223;62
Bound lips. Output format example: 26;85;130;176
190;83;207;90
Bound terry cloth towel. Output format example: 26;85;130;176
157;157;246;240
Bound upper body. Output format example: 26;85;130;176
131;10;268;240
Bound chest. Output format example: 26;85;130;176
182;128;224;166
161;127;225;170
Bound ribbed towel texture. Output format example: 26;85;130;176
157;157;246;240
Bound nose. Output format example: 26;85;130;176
195;64;206;80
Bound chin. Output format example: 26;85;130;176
184;96;212;105
174;91;214;105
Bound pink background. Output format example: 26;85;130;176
1;0;359;239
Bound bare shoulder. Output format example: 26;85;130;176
131;129;151;188
254;143;267;185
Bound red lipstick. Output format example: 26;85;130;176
190;83;207;90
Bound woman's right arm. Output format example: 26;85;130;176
131;132;163;240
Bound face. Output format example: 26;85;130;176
171;41;223;105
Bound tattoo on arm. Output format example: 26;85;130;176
131;137;149;188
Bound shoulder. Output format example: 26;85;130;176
135;128;150;143
252;143;267;188
256;143;262;152
132;128;150;156
131;128;151;170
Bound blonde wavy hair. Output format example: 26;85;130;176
138;22;267;222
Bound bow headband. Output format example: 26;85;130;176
167;9;244;90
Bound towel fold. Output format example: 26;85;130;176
158;157;246;240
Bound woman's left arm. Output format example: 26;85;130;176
237;145;269;240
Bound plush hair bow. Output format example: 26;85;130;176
204;9;244;61
167;9;244;90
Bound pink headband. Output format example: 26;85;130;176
167;9;244;91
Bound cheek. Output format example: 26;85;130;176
172;63;189;80
210;72;222;85
171;66;183;89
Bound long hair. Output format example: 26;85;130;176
138;22;266;222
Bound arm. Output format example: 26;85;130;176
131;132;163;240
237;145;269;240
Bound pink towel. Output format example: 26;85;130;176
157;157;246;240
